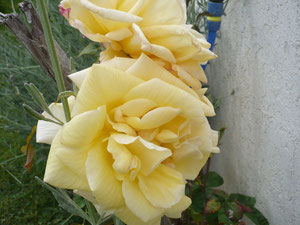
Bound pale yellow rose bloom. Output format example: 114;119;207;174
59;0;216;90
37;55;219;225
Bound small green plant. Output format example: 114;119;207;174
186;171;269;225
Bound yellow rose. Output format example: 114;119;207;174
59;0;216;90
37;55;219;225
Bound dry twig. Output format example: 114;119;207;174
0;1;72;90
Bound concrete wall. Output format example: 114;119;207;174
206;0;300;224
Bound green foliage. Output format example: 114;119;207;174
77;42;103;58
201;171;224;188
35;177;91;222
184;170;269;225
0;0;96;224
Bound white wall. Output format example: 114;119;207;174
206;0;300;224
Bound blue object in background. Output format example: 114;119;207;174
202;0;224;71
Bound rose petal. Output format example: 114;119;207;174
86;140;125;209
122;178;164;222
126;54;199;98
125;107;181;130
165;195;191;218
137;0;186;26
111;133;172;175
36;96;76;144
176;59;207;83
60;106;106;148
36;120;61;144
73;65;143;115
107;137;134;174
81;0;143;23
69;68;91;88
115;206;161;225
61;0;105;34
106;28;132;41
124;78;207;123
119;98;157;117
44;130;90;191
138;164;185;208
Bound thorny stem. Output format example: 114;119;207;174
36;0;71;122
201;157;212;225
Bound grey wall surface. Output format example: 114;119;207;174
206;0;300;224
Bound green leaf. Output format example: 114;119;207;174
190;209;203;223
218;208;232;225
206;213;219;225
24;83;63;123
97;214;114;225
226;201;243;222
218;127;227;145
113;216;125;225
245;208;269;225
23;104;63;125
35;177;91;223
229;193;256;208
191;185;213;212
73;194;86;208
212;189;229;201
191;187;205;211
58;90;76;99
77;42;100;58
85;199;100;224
205;198;222;214
201;171;224;188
